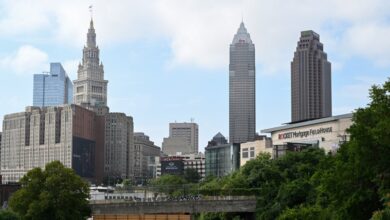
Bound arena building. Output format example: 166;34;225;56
261;113;353;158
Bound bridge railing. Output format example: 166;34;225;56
89;195;256;205
90;185;261;204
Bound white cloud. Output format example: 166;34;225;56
338;75;388;101
62;59;79;80
0;1;51;35
1;0;390;71
342;24;390;66
0;45;48;74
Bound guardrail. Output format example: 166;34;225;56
89;195;256;204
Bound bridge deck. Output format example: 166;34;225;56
90;196;257;215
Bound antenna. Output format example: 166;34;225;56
190;118;194;123
89;5;93;19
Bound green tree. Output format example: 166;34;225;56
0;209;20;220
277;205;330;220
316;79;390;219
150;174;188;196
184;168;201;183
121;179;133;191
371;193;390;219
9;161;91;220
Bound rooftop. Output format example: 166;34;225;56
232;22;253;44
261;113;353;133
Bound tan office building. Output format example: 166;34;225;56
240;136;272;166
1;105;104;184
261;113;353;158
162;122;198;155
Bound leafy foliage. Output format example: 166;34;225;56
149;174;188;196
146;79;390;220
9;161;90;220
0;210;20;220
314;79;390;219
184;168;201;183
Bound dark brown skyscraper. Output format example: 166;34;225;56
291;30;331;122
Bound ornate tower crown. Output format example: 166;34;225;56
87;19;96;48
73;18;109;115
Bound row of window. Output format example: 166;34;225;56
242;147;255;159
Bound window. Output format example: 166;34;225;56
77;86;84;93
92;86;103;93
242;148;248;158
250;148;255;158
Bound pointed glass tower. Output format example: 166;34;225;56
73;19;109;115
229;22;256;144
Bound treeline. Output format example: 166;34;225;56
199;80;390;219
152;79;390;220
200;79;390;219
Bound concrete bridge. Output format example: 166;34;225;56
90;196;257;219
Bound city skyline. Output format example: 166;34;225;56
0;1;389;152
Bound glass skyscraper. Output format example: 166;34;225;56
229;22;256;144
33;63;73;107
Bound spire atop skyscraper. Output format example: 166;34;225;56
73;19;109;115
232;22;252;44
87;18;96;48
90;19;94;29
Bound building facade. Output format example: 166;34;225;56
162;137;190;155
133;132;161;182
205;133;240;177
182;153;205;179
73;19;109;115
33;63;73;107
291;30;332;122
0;105;104;184
240;136;272;166
170;122;198;153
162;122;198;155
261;113;352;158
104;113;134;180
229;22;256;144
156;153;205;179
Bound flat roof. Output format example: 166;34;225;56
261;113;353;133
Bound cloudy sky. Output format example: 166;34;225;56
0;0;389;151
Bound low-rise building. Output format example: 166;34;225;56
159;156;185;177
261;113;353;158
240;135;272;166
182;153;205;179
205;133;240;177
155;153;205;179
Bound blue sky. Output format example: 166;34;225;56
0;0;389;152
